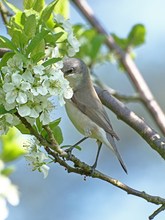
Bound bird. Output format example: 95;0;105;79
62;57;127;173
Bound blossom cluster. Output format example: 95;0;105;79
22;135;50;178
0;13;80;180
54;14;80;57
0;54;72;127
0;14;80;134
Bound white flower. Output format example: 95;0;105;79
40;164;50;178
68;34;80;53
0;113;19;135
0;198;8;220
17;104;32;117
0;172;19;220
67;47;77;57
44;68;73;105
54;14;80;57
22;69;34;83
3;102;16;111
54;14;67;25
7;54;23;71
0;174;19;206
18;101;40;118
53;60;64;70
31;79;48;96
3;72;31;105
33;65;45;75
0;160;19;220
40;110;51;125
21;135;50;178
45;46;60;58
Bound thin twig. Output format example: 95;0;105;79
95;86;165;160
14;111;165;219
0;2;12;25
14;112;66;155
0;48;11;58
71;0;165;135
149;205;165;220
46;143;165;220
45;141;165;207
93;74;141;102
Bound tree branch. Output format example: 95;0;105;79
0;48;11;58
0;1;12;25
93;74;141;102
95;86;165;160
71;0;165;135
149;205;165;220
15;114;165;219
14;108;165;219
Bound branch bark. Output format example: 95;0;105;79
0;48;11;58
16;112;165;220
0;1;12;25
95;86;165;160
71;0;165;135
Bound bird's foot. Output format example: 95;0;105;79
65;145;74;159
65;137;88;159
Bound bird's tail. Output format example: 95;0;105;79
106;133;127;174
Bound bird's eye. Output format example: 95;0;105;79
65;67;75;75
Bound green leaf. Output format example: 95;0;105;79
24;0;35;9
16;123;30;134
11;29;29;49
52;125;63;145
0;105;8;115
0;51;14;68
112;24;146;51
0;127;25;162
36;117;42;132
111;33;128;50
31;52;45;63
42;57;61;67
75;26;105;65
41;0;58;21
90;34;105;60
24;14;37;38
26;29;49;55
33;0;45;12
45;32;64;45
3;0;21;14
128;24;146;47
31;39;45;60
41;118;63;144
0;36;18;51
49;118;63;144
1;166;15;176
49;118;61;127
8;11;23;28
54;0;69;19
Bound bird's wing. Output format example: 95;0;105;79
72;89;119;140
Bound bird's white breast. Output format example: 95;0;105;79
65;99;113;151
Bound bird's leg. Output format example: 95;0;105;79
66;137;88;155
91;141;102;170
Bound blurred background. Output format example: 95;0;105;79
1;0;165;219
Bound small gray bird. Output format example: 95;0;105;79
62;58;127;173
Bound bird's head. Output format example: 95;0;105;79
62;58;88;90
